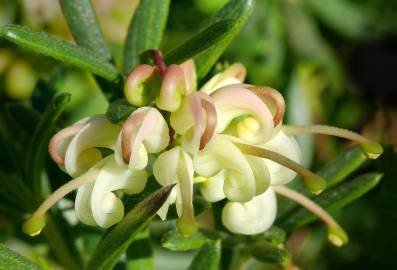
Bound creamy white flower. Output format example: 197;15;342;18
153;147;197;236
222;187;277;235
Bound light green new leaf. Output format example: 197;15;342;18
0;244;42;270
247;241;290;264
25;93;71;194
0;25;119;81
166;19;237;64
278;146;368;218
123;0;171;75
86;184;174;270
188;241;221;270
161;230;217;251
59;0;113;61
194;0;254;79
126;229;154;270
278;173;383;231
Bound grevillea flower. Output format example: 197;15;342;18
23;53;383;246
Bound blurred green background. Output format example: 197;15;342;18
1;0;397;269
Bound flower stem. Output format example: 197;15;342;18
236;143;326;194
273;186;348;247
282;125;383;159
23;169;99;236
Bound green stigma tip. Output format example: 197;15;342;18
327;226;348;247
304;175;326;195
22;216;46;237
360;142;383;159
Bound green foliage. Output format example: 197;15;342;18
123;0;171;75
166;19;237;64
126;229;155;270
278;173;383;231
0;25;119;81
59;0;113;61
194;0;254;79
161;230;217;251
188;241;221;270
86;184;174;270
0;244;42;270
247;241;290;264
106;99;136;123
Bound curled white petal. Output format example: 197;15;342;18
75;156;148;228
262;131;302;185
199;171;226;202
222;187;277;235
200;63;246;95
194;135;255;202
210;84;275;144
153;147;197;235
64;115;121;177
115;107;169;170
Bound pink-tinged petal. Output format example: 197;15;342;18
248;86;286;126
210;84;274;144
170;92;217;153
120;107;169;169
156;64;187;112
124;64;158;107
198;92;217;150
48;123;86;166
180;59;197;94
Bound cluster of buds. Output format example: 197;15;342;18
23;52;382;245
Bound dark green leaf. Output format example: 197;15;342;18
165;19;237;64
25;93;71;195
106;99;136;123
194;0;254;79
261;226;286;245
247;241;290;264
188;241;221;270
86;184;175;270
278;173;383;231
0;244;42;270
123;0;171;75
161;230;218;251
278;146;368;218
59;0;113;61
126;229;154;270
0;25;119;81
4;103;40;134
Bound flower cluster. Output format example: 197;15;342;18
23;52;382;245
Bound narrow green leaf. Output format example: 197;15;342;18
306;0;371;39
278;173;383;231
278;146;368;218
25;93;71;194
165;20;237;64
86;184;175;270
0;25;119;81
0;244;42;270
106;99;136;123
247;241;290;264
194;0;254;79
188;241;221;270
59;0;113;61
123;0;171;75
161;230;217;251
126;229;154;270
